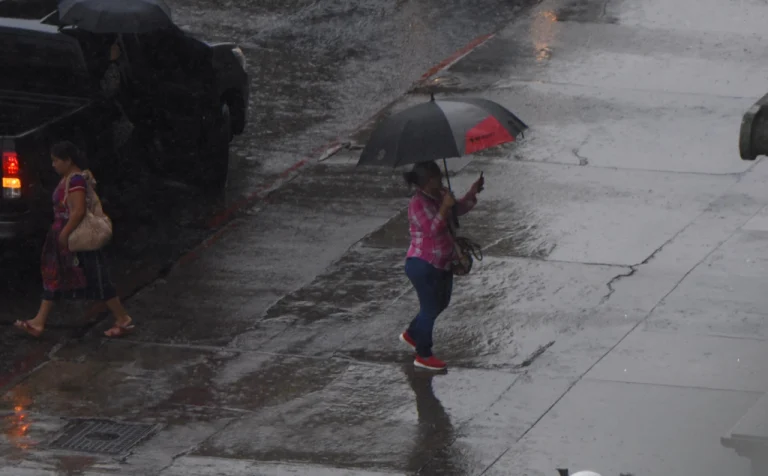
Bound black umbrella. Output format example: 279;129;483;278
358;95;527;169
358;95;528;225
58;0;174;34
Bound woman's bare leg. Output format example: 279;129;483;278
28;300;55;330
105;297;131;327
14;300;55;336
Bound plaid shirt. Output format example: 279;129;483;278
406;189;478;270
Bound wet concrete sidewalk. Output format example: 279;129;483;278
5;0;768;474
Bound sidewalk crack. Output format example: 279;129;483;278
599;206;707;304
600;266;636;304
572;147;589;166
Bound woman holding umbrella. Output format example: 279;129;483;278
356;94;527;370
400;161;484;371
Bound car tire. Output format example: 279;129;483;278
228;94;246;137
198;102;231;193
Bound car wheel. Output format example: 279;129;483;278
200;102;231;192
228;94;246;137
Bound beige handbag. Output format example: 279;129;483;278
63;172;113;252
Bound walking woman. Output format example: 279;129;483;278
14;141;134;338
399;161;484;370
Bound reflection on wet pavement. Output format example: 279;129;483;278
531;10;558;62
0;0;543;382
4;0;768;473
2;386;33;453
403;365;456;473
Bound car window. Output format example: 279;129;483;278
0;31;90;96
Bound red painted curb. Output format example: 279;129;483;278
84;31;499;313
205;32;495;235
2;31;499;392
206;141;343;230
177;220;243;267
183;31;497;267
419;33;495;82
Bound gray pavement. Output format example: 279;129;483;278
0;0;534;417
4;0;768;474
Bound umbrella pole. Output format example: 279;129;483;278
442;158;460;229
442;158;452;192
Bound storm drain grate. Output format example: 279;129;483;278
49;419;159;455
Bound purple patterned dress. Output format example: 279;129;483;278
40;174;116;301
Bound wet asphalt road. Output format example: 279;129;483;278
0;0;537;365
4;0;768;474
0;0;536;464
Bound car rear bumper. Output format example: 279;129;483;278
0;213;35;240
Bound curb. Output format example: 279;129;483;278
208;32;496;232
418;33;495;83
76;30;498;336
205;141;345;231
1;29;497;395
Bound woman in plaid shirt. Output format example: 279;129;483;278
399;161;484;370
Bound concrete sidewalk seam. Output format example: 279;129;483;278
241;206;411;343
477;183;768;475
582;377;768;394
0;355;52;395
542;192;767;437
505;156;754;177
158;456;405;476
598;184;767;358
600;186;751;305
57;337;527;377
0;336;67;394
155;442;199;476
640;328;768;342
416;373;524;475
476;363;590;476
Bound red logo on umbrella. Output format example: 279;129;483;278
465;116;515;154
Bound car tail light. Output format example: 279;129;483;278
2;151;21;199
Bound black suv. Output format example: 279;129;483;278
0;14;249;240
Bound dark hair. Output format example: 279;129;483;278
403;161;441;188
50;141;88;169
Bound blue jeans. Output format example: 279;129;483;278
405;257;454;358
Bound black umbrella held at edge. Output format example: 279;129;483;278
58;0;174;34
358;93;528;227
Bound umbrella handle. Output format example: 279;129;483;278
451;205;460;229
442;158;460;229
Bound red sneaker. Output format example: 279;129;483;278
399;331;416;350
414;355;447;371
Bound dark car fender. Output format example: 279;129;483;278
206;42;250;135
